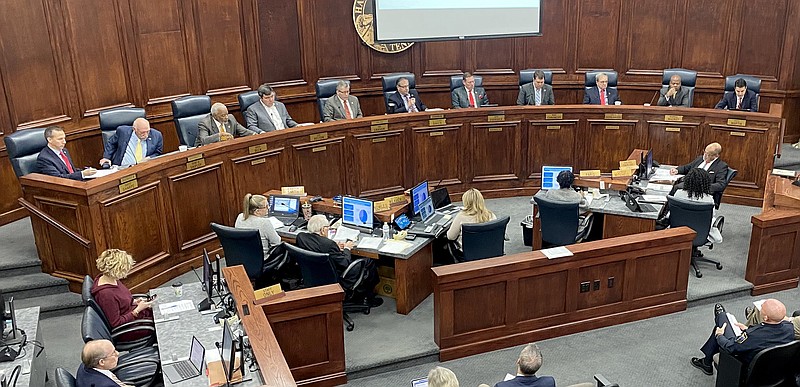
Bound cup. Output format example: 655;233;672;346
178;145;188;152
302;203;313;219
172;282;183;297
614;101;622;105
643;103;651;107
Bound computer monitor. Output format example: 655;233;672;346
410;181;429;215
541;166;573;190
430;187;451;209
202;248;213;301
342;196;374;229
418;197;435;223
645;149;653;178
268;195;300;217
221;319;235;383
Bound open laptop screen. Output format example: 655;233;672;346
269;195;300;217
541;166;573;190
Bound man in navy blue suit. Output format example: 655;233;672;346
99;117;163;167
583;72;619;105
494;343;556;387
36;126;96;180
715;78;758;112
387;77;427;114
76;340;130;387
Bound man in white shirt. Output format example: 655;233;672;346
245;84;298;133
195;102;256;146
671;142;730;194
322;80;363;122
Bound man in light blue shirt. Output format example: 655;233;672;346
100;118;163;167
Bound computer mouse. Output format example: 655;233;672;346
288;225;297;232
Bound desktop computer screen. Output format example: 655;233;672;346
342;196;374;229
418;197;435;223
410;181;429;215
645;149;653;178
268;195;299;217
541;166;573;190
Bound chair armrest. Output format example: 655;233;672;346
593;374;617;387
341;258;370;290
111;319;156;341
715;350;744;387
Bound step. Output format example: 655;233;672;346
0;272;71;299
16;292;84;319
0;257;43;277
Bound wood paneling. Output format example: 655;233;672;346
682;0;730;75
747;209;800;295
528;120;577;178
623;0;676;73
256;0;303;83
736;0;787;79
290;137;346;197
351;130;405;197
468;122;522;183
309;0;360;79
646;121;701;166
192;0;249;93
575;0;621;71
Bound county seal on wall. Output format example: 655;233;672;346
353;0;414;54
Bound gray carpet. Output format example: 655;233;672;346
773;143;800;170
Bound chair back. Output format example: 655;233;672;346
284;242;339;287
381;72;416;113
742;340;800;386
54;368;77;387
238;91;260;113
725;74;762;94
450;75;484;91
81;306;113;343
3;128;47;178
519;69;553;87
98;107;146;146
171;95;211;146
666;196;713;247
315;79;340;121
461;216;510;261
661;68;697;107
585;70;618;88
534;196;580;247
713;168;737;209
210;223;265;281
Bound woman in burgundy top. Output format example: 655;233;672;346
90;249;155;342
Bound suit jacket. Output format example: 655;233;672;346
715;89;758;112
451;86;489;108
657;87;691;107
495;375;556;387
322;95;363;122
583;87;619;105
517;83;555;106
36;146;83;181
195;114;256;146
387;90;427;114
75;364;119;387
245;101;298;133
676;156;730;193
103;126;163;166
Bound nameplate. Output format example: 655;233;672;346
611;169;634;177
605;125;620;130
545;113;563;120
250;158;265;166
312;146;327;152
488;127;503;132
619;160;638;168
374;200;391;212
546;125;560;130
604;113;623;120
253;284;285;303
727;118;746;127
579;170;601;177
119;174;137;184
665;127;681;132
187;153;204;162
429;131;444;137
371;119;388;125
186;159;205;171
621;166;638;175
429;118;447;126
730;131;746;137
248;144;267;154
118;179;138;194
370;124;388;132
487;114;505;122
664;115;683;122
385;194;407;205
281;186;306;196
309;132;328;141
372;137;386;143
429;114;444;119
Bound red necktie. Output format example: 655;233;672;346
59;150;74;173
468;91;476;107
736;97;741;110
600;89;606;105
343;99;352;119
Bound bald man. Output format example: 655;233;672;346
196;103;256;146
690;300;794;376
657;75;691;107
76;340;132;387
670;142;730;194
100;117;163;167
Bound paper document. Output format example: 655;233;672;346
640;195;667;203
266;217;284;230
541;246;573;259
646;183;674;192
332;226;360;242
82;169;118;179
379;240;412;254
357;237;383;250
726;313;743;336
158;300;195;315
504;373;515;381
753;299;765;311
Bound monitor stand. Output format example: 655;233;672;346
1;328;25;346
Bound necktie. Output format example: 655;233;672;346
535;89;541;106
219;121;226;134
108;372;132;387
134;139;143;163
343;99;352;119
468;91;476;107
59;150;74;173
736;97;741;110
600;89;606;105
405;95;416;113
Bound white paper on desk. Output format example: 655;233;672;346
753;299;766;311
205;349;221;362
504;373;515;381
541;246;573;259
266;217;285;230
379;240;412;254
332;226;360;242
158;300;195;315
82;169;118;179
726;313;743;336
640;195;668;203
357;237;383;250
646;183;674;192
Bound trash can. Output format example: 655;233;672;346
520;215;533;247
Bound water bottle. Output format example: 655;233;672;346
382;222;390;241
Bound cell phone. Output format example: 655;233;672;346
405;233;417;241
148;294;158;301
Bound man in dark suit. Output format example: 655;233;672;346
670;142;730;194
76;340;130;387
658;74;691;107
387;77;427;114
295;215;382;307
195;102;257;146
452;72;489;108
322;80;363;122
99;118;163;167
517;70;555;106
36;125;96;180
715;77;758;112
583;72;619;105
245;84;298;132
494;343;556;387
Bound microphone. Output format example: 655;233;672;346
101;161;111;169
430;178;445;189
190;265;205;291
648;90;660;106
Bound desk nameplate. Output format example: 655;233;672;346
372;137;387;143
730;131;746;137
385;194;406;205
187;153;204;162
186;158;206;171
310;132;328;141
248;144;268;154
312;146;327;152
664;115;683;122
665;127;681;132
605;113;623;120
545;113;563;120
546;125;560;130
119;174;137;184
487;114;505;122
251;158;265;166
727;119;747;127
371;119;389;132
488;127;503;132
119;179;138;194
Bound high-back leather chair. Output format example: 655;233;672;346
667;196;720;278
315;80;340;122
381;72;417;113
519;69;553;87
81;275;155;352
210;222;277;289
237;90;260;113
713;168;737;209
715;339;800;387
459;216;510;262
4;128;47;178
171;95;211;147
534;196;591;247
584;70;619;92
449;75;484;92
661;68;698;107
724;74;761;111
98;107;146;147
54;368;77;387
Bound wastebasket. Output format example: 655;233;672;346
520;215;533;247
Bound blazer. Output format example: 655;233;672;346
322;95;363;122
495;375;556;387
451;86;489;108
195;114;256;146
583;87;619;105
244;100;298;133
387;90;427;114
657;87;691;107
75;364;119;387
517;83;555;106
715;89;758;112
676;156;730;193
103;126;163;166
36;146;83;181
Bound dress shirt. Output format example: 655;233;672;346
215;118;226;133
121;135;144;166
262;101;285;130
338;97;353;118
96;368;131;387
48;145;72;169
535;87;542;105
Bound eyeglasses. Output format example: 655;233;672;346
102;350;119;360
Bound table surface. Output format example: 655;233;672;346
276;223;434;260
0;307;43;387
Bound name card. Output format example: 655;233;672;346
312;146;327;152
487;114;505;122
488;127;503;132
727;119;746;127
619;160;638;168
664;115;683;122
621;166;639;175
254;284;285;302
250;158;265;166
385;194;407;205
373;200;391;212
281;186;306;196
309;132;328;141
186;158;205;171
429;118;447;126
118;179;138;194
545;113;563;120
605;125;620;130
546;125;560;130
580;170;601;177
730;131;746;137
187;153;204;162
372;137;386;143
248;144;267;154
371;119;389;132
119;174;137;184
665;127;681;132
604;113;623;120
429;131;444;137
611;169;634;177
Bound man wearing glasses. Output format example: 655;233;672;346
323;80;363;122
195;102;256;146
76;340;131;387
387;77;427;114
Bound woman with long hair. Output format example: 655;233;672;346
235;193;282;260
670;168;722;243
446;188;496;249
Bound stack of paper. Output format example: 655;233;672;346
356;237;383;250
332;226;360;242
379;240;411;254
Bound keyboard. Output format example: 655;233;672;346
276;216;299;226
638;202;658;213
173;360;196;378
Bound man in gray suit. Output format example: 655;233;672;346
195;102;256;146
245;84;298;132
451;72;489;108
657;74;691;107
517;70;555;106
322;80;363;122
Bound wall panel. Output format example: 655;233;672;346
309;0;361;79
735;0;787;79
624;0;676;73
575;0;621;71
193;0;249;92
256;0;304;84
681;0;731;75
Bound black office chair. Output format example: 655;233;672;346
584;70;619;104
381;72;416;113
714;339;800;387
98;107;146;147
315;79;340;122
724;74;762;112
593;374;620;387
713;168;738;209
456;216;510;262
210;222;288;289
661;68;697;107
534;196;593;248
667;196;721;278
80;275;155;351
54;368;76;387
237;90;260;113
3;128;47;178
449;75;484;92
171;95;211;147
519;69;553;87
284;242;371;331
80;307;162;387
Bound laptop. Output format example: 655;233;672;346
622;192;658;213
268;195;303;226
162;336;205;384
411;377;428;387
430;187;459;214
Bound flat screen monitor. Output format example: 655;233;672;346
268;195;300;217
342;196;374;229
202;248;213;300
430;187;451;209
411;378;429;387
410;181;429;215
418;197;435;223
541;166;573;190
645;149;653;178
221;319;235;383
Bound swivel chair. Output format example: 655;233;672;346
457;216;510;262
724;74;761;112
449;74;484;92
171;95;211;147
315;79;340;122
533;196;593;248
519;69;553;87
667;196;720;278
54;368;77;387
381;72;417;113
284;243;371;331
237;90;260;113
210;222;288;289
98;107;146;147
714;339;800;387
80;275;155;352
713;168;737;209
3;128;47;178
584;70;619;94
661;68;697;107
